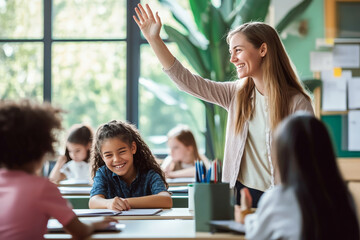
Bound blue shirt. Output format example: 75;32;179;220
90;165;167;198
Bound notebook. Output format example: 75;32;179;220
47;218;125;233
74;208;162;217
209;220;246;234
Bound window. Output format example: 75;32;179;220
0;0;205;155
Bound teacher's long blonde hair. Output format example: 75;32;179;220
227;22;311;133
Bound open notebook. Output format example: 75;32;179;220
73;208;162;217
209;220;246;234
47;218;125;233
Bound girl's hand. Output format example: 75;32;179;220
133;3;161;42
107;197;131;211
240;187;252;210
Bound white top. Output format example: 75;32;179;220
239;88;271;191
245;185;302;240
60;160;90;181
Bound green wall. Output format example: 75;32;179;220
282;0;324;80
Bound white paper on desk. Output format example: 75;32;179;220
166;177;195;183
348;77;360;109
168;186;188;193
58;186;92;194
333;44;360;68
74;208;162;217
348;111;360;151
59;179;91;185
322;79;347;111
310;51;333;71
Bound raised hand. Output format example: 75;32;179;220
133;3;161;42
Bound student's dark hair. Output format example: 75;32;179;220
64;124;93;163
91;120;168;188
275;112;359;240
0;99;62;169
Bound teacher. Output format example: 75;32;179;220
133;3;314;206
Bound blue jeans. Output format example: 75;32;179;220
235;181;264;208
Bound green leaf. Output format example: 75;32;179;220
276;0;312;34
218;0;235;20
228;0;270;24
164;25;209;77
189;0;211;39
158;0;208;49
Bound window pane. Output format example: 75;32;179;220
53;0;126;39
0;0;42;38
139;43;205;155
0;43;43;100
52;42;126;130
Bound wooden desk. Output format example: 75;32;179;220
44;219;244;239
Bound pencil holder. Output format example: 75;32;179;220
194;183;233;232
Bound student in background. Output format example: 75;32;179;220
49;124;92;183
89;120;172;210
133;4;313;207
236;112;359;240
161;125;209;178
0;99;116;240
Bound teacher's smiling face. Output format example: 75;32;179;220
229;32;266;80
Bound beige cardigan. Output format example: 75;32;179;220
164;59;314;188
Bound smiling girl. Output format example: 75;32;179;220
89;120;172;210
134;4;314;207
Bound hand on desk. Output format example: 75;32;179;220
107;196;131;211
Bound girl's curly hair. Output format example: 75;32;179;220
91;120;168;188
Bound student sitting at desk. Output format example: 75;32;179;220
89;120;172;211
161;125;209;178
236;112;360;240
49;124;93;184
0;99;116;240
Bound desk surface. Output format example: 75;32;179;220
64;195;188;208
44;219;244;240
73;208;193;220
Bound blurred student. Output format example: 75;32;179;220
161;125;209;178
49;124;92;184
235;112;359;240
89;120;172;210
0;99;116;240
